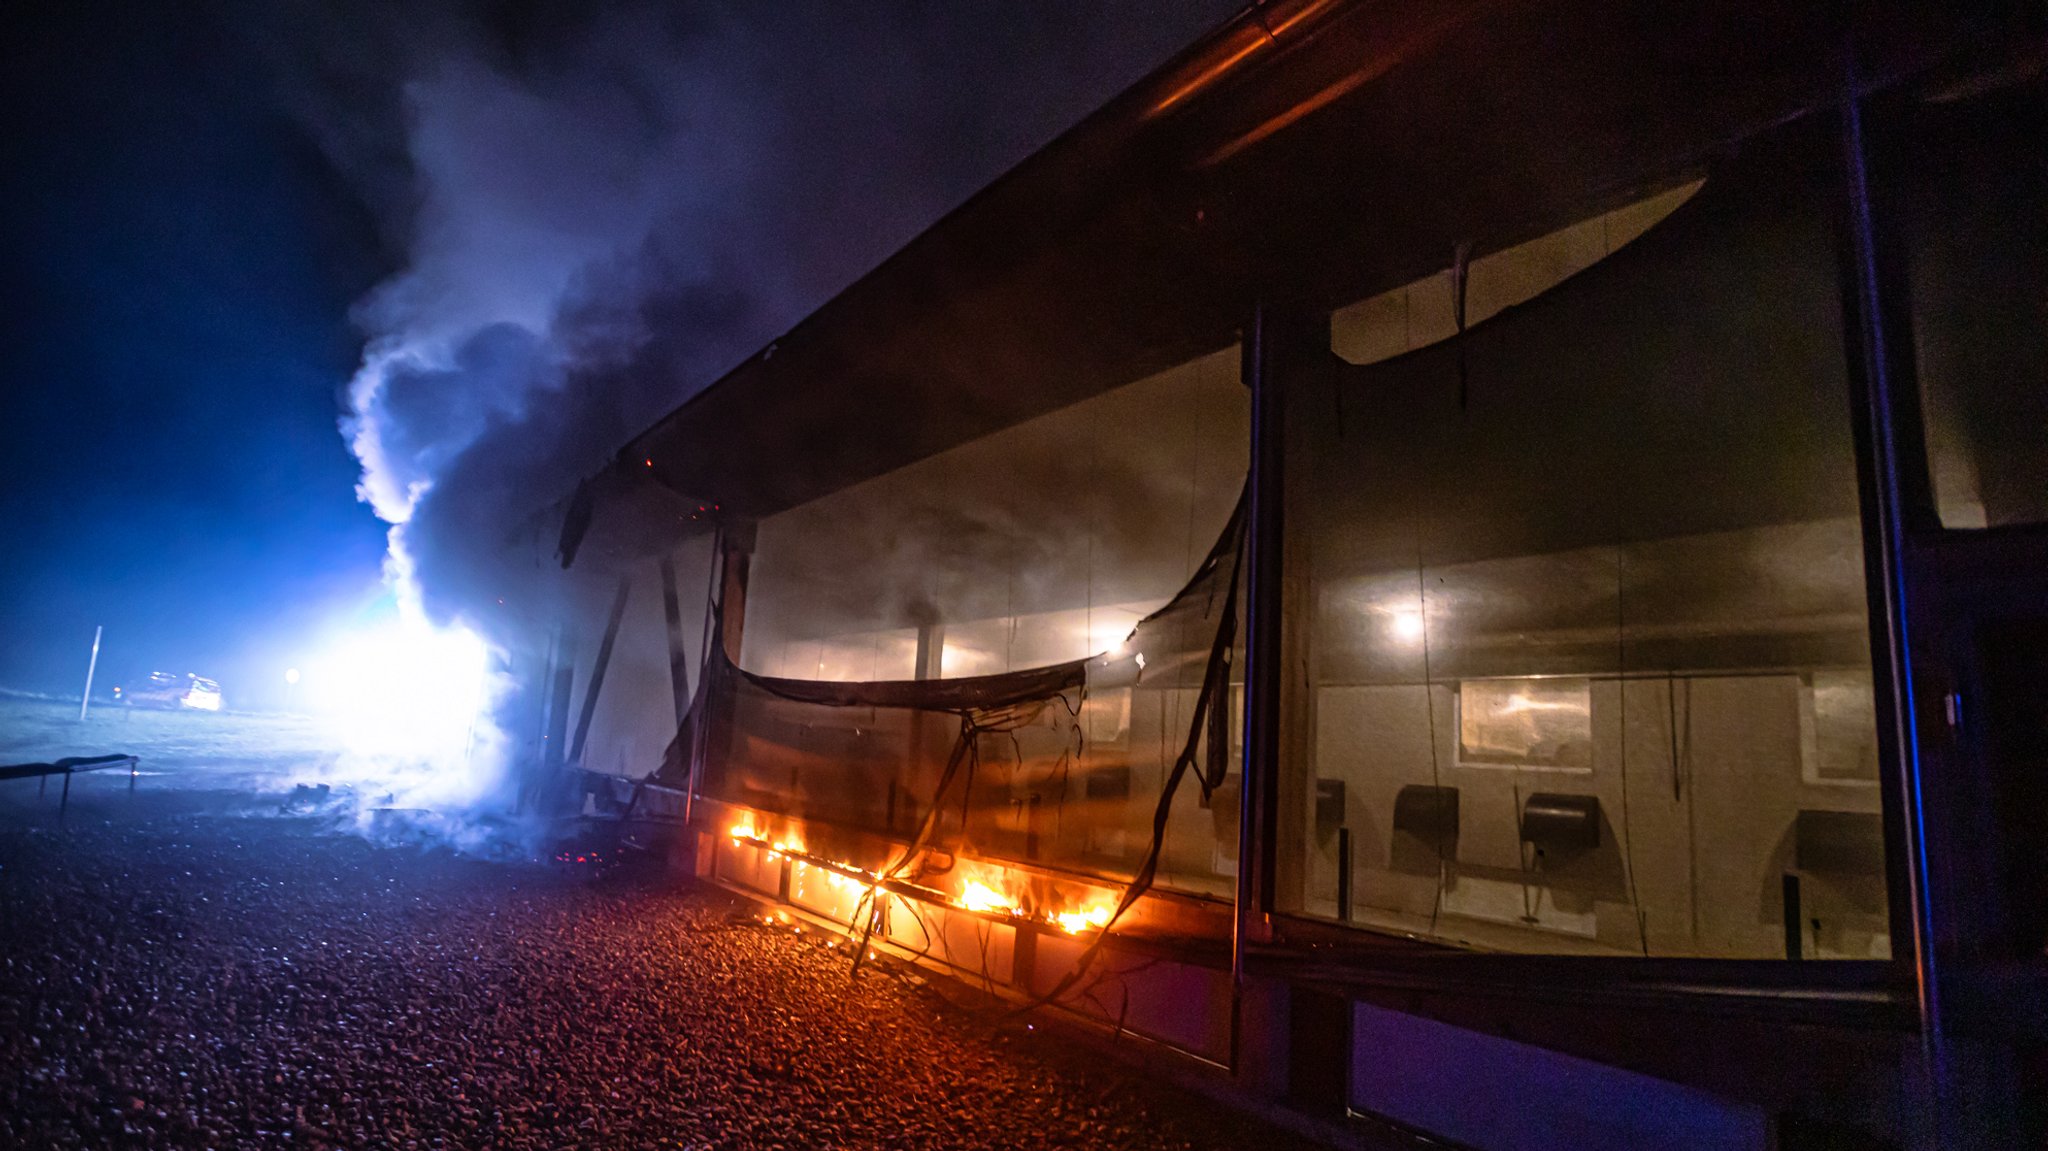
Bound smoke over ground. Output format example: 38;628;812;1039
274;2;1236;812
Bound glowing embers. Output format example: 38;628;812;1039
938;860;1118;937
958;880;1012;915
727;822;805;859
1054;905;1114;935
723;814;1121;938
791;860;885;932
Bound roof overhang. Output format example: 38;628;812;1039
611;0;2008;527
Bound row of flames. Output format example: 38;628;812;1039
728;822;1117;936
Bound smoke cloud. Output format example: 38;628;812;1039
318;3;1225;621
268;1;1234;805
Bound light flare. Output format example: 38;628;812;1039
296;604;502;807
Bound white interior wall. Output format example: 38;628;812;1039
1306;669;1887;959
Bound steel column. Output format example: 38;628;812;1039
660;554;692;727
1235;305;1295;990
1839;87;1942;1046
567;577;632;768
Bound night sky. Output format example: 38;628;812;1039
0;1;1234;706
1;2;391;703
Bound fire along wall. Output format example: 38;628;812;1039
730;345;1249;905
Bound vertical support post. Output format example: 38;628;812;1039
1236;304;1303;986
79;626;101;721
718;521;756;665
1837;86;1942;1049
534;628;560;761
1011;915;1036;990
910;618;942;845
1233;304;1325;1095
1338;827;1353;922
690;521;754;829
660;554;692;727
568;578;632;768
1833;79;1975;1148
59;770;71;823
1783;873;1804;960
682;529;724;832
914;623;945;681
543;640;574;771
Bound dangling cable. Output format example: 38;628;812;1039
1614;546;1650;957
1667;671;1683;802
1452;242;1473;410
1003;526;1244;1020
1416;520;1449;939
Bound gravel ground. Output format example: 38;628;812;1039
0;781;1326;1150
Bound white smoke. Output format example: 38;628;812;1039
297;2;1235;814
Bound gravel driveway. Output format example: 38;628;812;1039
0;782;1327;1150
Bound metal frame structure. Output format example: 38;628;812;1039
542;4;2043;1144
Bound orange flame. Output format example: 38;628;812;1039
727;810;1120;938
1053;903;1115;934
959;880;1013;914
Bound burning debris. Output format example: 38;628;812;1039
724;822;1121;943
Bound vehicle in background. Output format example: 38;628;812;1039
117;672;223;712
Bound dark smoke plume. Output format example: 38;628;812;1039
303;1;1234;644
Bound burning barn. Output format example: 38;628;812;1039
517;2;2046;1147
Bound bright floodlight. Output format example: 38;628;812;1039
1389;609;1426;644
298;606;498;805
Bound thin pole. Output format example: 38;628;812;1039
78;626;102;721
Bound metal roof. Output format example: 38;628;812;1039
602;0;1989;530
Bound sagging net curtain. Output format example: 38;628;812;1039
657;489;1247;909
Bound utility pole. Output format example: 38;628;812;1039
79;626;102;721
